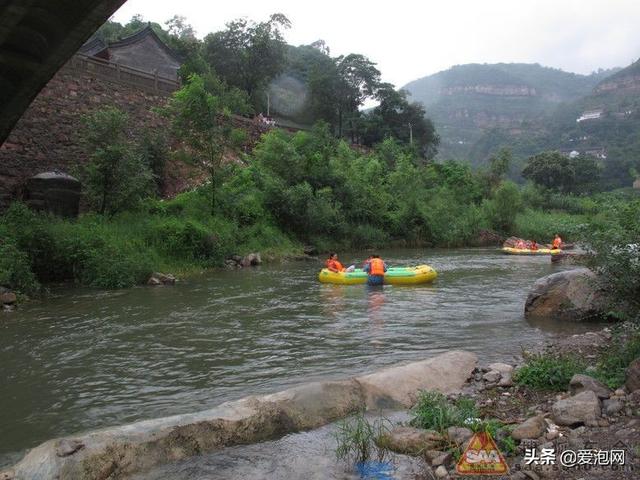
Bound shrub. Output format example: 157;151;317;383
410;391;478;432
0;238;39;294
334;412;391;464
80;246;153;289
514;352;585;391
593;330;640;388
149;218;215;261
483;181;523;233
81;107;154;215
513;209;586;242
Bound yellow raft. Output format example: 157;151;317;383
318;265;437;285
502;247;561;255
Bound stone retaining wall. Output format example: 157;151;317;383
2;350;477;480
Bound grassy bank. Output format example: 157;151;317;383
0;194;299;294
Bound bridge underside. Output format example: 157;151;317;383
0;0;127;144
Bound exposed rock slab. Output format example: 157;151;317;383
356;350;478;408
2;350;477;480
379;427;442;455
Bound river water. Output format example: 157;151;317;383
0;248;597;467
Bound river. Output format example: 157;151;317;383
0;248;597;467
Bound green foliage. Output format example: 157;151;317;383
513;209;586;242
581;199;640;314
483;181;523;233
164;73;250;214
593;331;640;388
334;412;391;464
522;151;602;194
514;353;586;391
81;107;154;215
360;85;439;159
410;391;478;432
0;235;40;295
203;13;291;107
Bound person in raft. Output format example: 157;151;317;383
362;255;373;269
325;252;345;272
552;234;563;250
363;254;387;286
530;240;539;251
325;253;355;273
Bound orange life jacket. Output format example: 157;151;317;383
369;258;385;276
326;259;344;272
553;237;562;249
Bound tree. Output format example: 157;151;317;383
203;14;291;108
81;108;153;215
360;85;439;160
522;151;602;194
483;181;523;233
481;147;512;194
163;74;249;214
335;54;381;139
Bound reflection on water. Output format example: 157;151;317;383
0;248;601;466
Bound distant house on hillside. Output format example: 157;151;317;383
559;147;607;160
79;25;181;81
576;109;603;123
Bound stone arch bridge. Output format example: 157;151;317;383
0;0;127;144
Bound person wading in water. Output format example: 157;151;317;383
364;254;387;286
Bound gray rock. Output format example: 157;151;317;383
0;469;14;480
380;427;443;455
524;268;609;322
483;370;501;383
511;415;546;441
241;252;262;267
0;292;16;305
147;273;176;286
569;374;611;399
435;465;448;478
603;398;624;416
55;439;83;457
431;451;452;467
446;426;473;445
552;390;601;426
146;276;162;286
625;358;640;392
488;363;513;374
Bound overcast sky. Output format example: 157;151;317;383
112;0;640;88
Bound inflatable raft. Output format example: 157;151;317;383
502;247;561;255
318;265;437;285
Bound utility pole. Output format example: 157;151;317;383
408;122;413;146
267;93;270;117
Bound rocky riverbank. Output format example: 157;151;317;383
377;323;640;479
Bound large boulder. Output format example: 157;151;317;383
569;374;611;399
552;390;601;426
524;268;608;322
625;358;640;393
